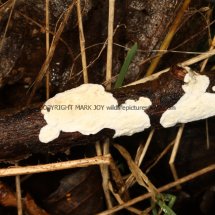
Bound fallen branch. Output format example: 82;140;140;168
0;66;215;161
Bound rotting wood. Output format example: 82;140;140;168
0;66;215;162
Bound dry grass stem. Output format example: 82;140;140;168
205;119;210;149
129;48;215;86
106;0;115;90
178;43;215;66
102;141;112;209
17;11;74;59
76;0;88;83
0;155;111;177
125;129;155;189
169;124;185;188
137;18;215;67
199;33;215;150
70;24;122;81
200;23;215;72
0;0;13;11
45;0;50;99
114;144;158;197
15;163;23;215
109;157;128;199
0;0;16;50
145;0;191;76
109;182;141;215
95;142;113;209
97;164;215;215
169;124;185;164
136;129;155;166
169;163;181;190
27;1;75;104
146;141;174;174
96;0;116;210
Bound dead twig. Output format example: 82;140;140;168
0;155;111;177
108;182;141;215
45;0;50;100
97;0;116;210
17;11;74;60
0;0;17;50
129;48;215;86
114;144;158;198
95;142;113;209
125;129;155;189
76;0;88;83
27;1;76;105
145;0;191;76
97;164;215;215
106;0;115;90
146;141;174;174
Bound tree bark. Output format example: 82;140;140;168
0;66;215;162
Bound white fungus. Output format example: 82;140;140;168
160;70;215;127
39;84;152;143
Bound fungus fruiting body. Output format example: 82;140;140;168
39;84;152;143
39;68;215;143
160;71;215;127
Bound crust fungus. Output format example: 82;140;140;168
160;69;215;127
39;84;152;143
39;67;215;143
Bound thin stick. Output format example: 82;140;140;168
27;2;75;104
146;140;174;174
125;129;155;189
206;119;210;149
76;0;88;83
97;164;215;215
102;140;112;209
0;155;110;177
145;0;191;76
181;48;215;67
95;142;113;209
136;129;155;166
109;156;126;194
114;144;158;196
168;123;184;189
169;163;181;189
15;163;23;215
199;33;215;150
200;27;215;72
137;19;215;67
106;0;115;90
169;124;185;164
128;48;215;86
0;0;16;50
45;0;50;99
109;182;141;214
97;0;116;210
17;11;74;59
0;0;13;10
70;25;122;82
103;139;110;156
